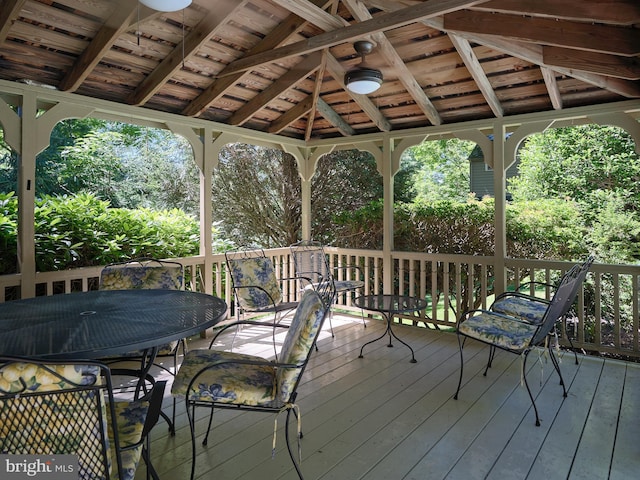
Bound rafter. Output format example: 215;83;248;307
59;2;139;92
448;34;503;117
316;98;356;136
342;0;442;125
540;67;563;110
220;0;489;77
182;0;334;118
129;0;244;106
543;47;640;81
472;0;640;25
229;52;323;125
443;10;640;56
0;0;26;44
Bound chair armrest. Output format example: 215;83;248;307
333;264;364;280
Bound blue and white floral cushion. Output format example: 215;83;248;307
0;361;150;480
99;263;184;355
172;290;325;407
491;295;548;325
228;256;283;311
458;312;539;350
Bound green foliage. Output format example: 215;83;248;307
403;139;475;202
0;192;228;274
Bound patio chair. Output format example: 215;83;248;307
290;240;366;336
490;256;594;364
171;280;334;480
211;248;302;359
99;257;185;433
0;356;166;480
454;262;585;426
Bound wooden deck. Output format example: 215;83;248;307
136;313;640;480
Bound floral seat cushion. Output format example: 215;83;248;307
491;296;548;324
107;399;150;480
172;350;277;406
458;312;539;350
100;263;184;356
228;256;283;310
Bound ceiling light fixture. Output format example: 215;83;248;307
344;41;383;95
139;0;192;12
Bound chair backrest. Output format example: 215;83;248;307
531;260;590;346
276;285;332;403
99;257;183;291
290;240;330;287
0;357;121;479
225;250;283;311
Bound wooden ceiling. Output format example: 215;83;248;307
0;0;638;140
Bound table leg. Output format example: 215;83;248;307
359;313;417;363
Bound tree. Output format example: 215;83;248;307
510;125;640;263
403;139;475;203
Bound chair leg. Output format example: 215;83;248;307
548;342;568;397
521;350;542;426
453;334;465;400
484;346;496;376
202;406;215;446
187;402;198;480
284;408;304;480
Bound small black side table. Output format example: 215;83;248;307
354;294;427;363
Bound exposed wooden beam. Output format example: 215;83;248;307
433;26;640;98
316;98;356;136
448;34;503;117
540;67;562;110
472;0;640;25
326;53;392;132
304;49;328;140
129;0;244;106
343;0;442;125
270;0;346;31
220;0;489;77
0;0;26;44
182;0;334;117
269;94;315;134
443;10;640;56
543;46;640;81
59;2;138;92
229;52;323;125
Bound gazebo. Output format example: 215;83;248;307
1;2;640;478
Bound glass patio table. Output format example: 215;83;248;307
354;294;427;363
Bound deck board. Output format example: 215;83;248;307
135;314;640;480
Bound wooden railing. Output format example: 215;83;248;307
1;249;638;359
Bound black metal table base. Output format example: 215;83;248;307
358;314;417;363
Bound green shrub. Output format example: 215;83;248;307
0;192;228;273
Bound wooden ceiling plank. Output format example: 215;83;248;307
433;28;640;98
443;11;640;56
59;2;138;92
473;0;640;25
316;97;356;136
129;0;245;106
229;51;323;125
269;94;315;133
448;33;503;117
342;0;442;125
270;0;346;31
182;0;334;117
540;67;563;110
220;0;490;77
543;46;640;81
0;0;26;43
